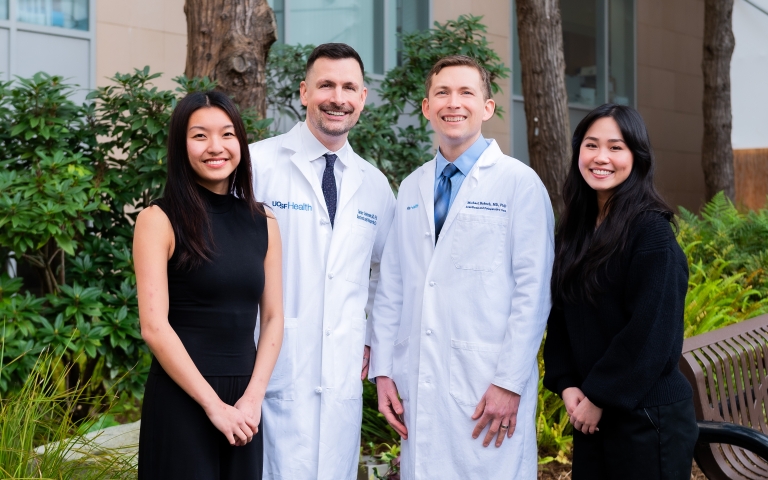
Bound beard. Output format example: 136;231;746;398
310;102;357;137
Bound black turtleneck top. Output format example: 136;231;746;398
149;185;268;376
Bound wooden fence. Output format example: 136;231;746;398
734;149;768;210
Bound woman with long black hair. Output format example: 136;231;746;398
543;104;698;479
134;91;283;479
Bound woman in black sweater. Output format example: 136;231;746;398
543;104;698;479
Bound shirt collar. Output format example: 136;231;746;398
300;121;349;167
434;135;490;179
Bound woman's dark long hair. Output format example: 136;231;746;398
161;91;265;270
551;103;674;305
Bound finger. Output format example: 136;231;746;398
472;413;490;439
471;397;486;420
483;418;501;447
389;391;404;415
508;416;517;438
234;426;249;445
224;431;236;446
495;420;508;447
380;403;408;438
361;362;369;380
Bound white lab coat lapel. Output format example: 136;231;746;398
437;141;501;238
337;153;363;217
418;160;437;243
284;126;330;219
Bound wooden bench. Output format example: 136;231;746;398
680;312;768;479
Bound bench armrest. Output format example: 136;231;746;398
697;420;768;461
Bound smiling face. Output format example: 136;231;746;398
300;57;367;151
186;106;241;194
421;65;495;161
578;116;634;210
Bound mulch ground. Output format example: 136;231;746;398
537;461;708;479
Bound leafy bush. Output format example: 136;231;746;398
0;71;270;420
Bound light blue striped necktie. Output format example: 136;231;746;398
434;162;460;242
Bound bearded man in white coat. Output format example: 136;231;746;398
370;55;555;479
249;43;396;480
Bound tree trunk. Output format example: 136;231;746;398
185;0;277;117
515;0;571;216
701;0;736;201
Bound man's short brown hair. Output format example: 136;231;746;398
424;55;492;100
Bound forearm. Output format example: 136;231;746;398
243;313;284;400
143;322;220;411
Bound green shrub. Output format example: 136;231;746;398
0;70;270;420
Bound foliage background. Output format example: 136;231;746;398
2;15;768;470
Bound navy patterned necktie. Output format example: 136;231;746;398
322;153;338;227
434;162;460;241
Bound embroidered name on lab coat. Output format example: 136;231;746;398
357;210;377;225
466;201;507;213
406;203;419;210
272;201;313;211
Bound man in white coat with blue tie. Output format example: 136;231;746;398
370;55;555;479
249;44;396;479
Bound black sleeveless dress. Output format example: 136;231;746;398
138;186;268;480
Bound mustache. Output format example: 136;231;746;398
319;103;354;114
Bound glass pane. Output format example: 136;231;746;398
289;0;376;74
396;0;429;66
18;0;89;31
609;0;634;105
268;0;285;44
561;0;601;106
0;0;8;20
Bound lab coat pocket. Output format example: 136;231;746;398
449;340;502;407
392;337;410;401
265;317;297;400
451;214;508;272
344;224;376;285
334;317;367;399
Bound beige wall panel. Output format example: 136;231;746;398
432;0;512;154
674;72;703;115
637;66;675;109
96;0;186;92
637;0;706;212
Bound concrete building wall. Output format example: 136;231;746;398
636;0;706;211
431;0;512;155
95;0;186;91
731;0;768;150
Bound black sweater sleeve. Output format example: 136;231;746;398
580;216;689;410
543;303;582;396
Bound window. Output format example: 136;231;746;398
511;0;635;163
0;0;93;96
267;0;428;75
18;0;89;31
513;0;635;107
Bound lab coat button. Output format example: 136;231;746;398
328;273;334;279
315;387;322;394
429;281;436;287
426;329;432;335
325;329;331;336
424;231;430;236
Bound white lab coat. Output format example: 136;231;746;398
369;140;554;479
249;123;396;480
